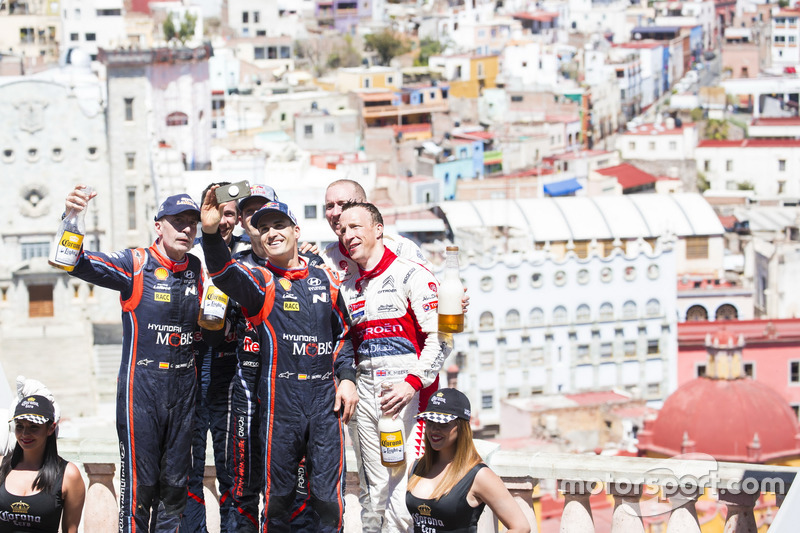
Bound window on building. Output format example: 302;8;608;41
125;152;135;170
686;305;708;321
325;123;335;134
253;10;260;22
576;344;590;361
127;188;137;230
648;141;655;150
480;352;494;369
686;236;709;259
647;339;659;354
304;205;317;219
166;112;188;126
70;33;79;41
553;306;567;324
744;362;754;377
28;284;54;318
716;304;738;320
726;160;733;171
628;141;635;150
268;46;277;59
506;350;520;367
479;311;494;330
623;300;637;320
481;392;493;409
697;364;706;377
624;341;637;357
21;242;49;261
304;125;313;138
254;47;266;59
669;141;677;150
600;343;613;358
280;46;291;58
511;95;523;102
85;33;96;41
480;276;493;291
256;30;266;36
793;361;800;383
646;299;661;317
20;28;35;43
505;310;520;328
387;76;394;85
779;180;786;194
124;98;134;121
507;387;520;399
507;274;519;289
599;302;614;321
647;382;661;396
477;62;484;78
529;307;544;326
704;160;710;172
363;78;371;88
242;11;249;23
779;159;786;171
576;304;591;322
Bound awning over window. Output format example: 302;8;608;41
543;178;582;196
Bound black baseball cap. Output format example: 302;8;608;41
416;388;471;424
154;193;201;221
11;395;55;425
251;201;298;228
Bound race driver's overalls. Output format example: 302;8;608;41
338;247;445;533
70;243;202;533
202;229;356;532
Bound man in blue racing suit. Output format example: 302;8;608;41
200;188;358;531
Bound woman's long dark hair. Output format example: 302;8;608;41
0;423;61;493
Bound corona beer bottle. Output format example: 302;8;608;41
198;277;229;330
438;246;464;333
49;186;93;272
378;382;406;467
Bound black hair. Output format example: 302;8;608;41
0;423;61;493
341;201;383;226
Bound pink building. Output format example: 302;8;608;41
678;319;800;418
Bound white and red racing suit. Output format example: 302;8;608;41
338;247;445;533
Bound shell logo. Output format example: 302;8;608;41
155;267;169;280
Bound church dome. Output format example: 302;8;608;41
638;377;800;462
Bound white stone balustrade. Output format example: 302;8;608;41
57;439;797;532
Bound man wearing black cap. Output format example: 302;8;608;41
60;185;203;533
200;189;357;532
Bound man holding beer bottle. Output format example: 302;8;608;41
59;185;203;533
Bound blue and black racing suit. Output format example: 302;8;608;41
69;243;202;533
202;229;355;532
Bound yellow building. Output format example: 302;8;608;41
335;65;402;92
427;54;498;98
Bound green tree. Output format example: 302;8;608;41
163;12;197;45
690;107;704;122
414;37;442;67
737;181;755;190
364;29;409;66
704;119;729;140
696;171;709;193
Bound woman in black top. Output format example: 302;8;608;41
0;394;85;532
406;388;531;533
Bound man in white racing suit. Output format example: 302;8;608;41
337;201;445;532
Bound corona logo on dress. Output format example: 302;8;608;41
10;501;29;514
417;503;431;517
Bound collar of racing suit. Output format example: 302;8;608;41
265;255;309;281
149;241;190;273
354;247;397;292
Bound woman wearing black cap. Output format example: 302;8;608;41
406;388;531;533
0;395;85;532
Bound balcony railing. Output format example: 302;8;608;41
362;101;449;118
59;438;797;532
